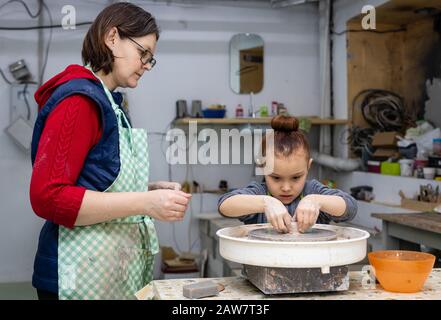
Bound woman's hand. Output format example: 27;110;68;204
263;196;292;233
145;189;191;222
149;181;182;191
294;196;320;233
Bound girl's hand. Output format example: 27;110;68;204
145;189;191;221
294;196;320;233
149;181;182;191
263;196;292;233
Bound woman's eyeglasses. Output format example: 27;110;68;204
127;37;156;68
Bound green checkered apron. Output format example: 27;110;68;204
58;69;159;300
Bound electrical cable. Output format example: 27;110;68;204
187;163;199;253
0;68;13;84
39;0;52;86
0;0;42;18
0;0;52;86
329;0;335;155
184;162;191;253
343;89;408;156
0;21;92;30
165;121;195;255
353;89;406;131
189;183;204;252
340;126;377;157
149;124;182;254
187;195;193;252
145;118;204;255
171;222;183;254
22;82;31;120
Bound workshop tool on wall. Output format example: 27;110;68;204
217;223;369;294
176;100;188;119
191;100;202;118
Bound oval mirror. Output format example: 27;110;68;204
230;33;264;94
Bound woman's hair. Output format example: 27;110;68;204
261;115;310;159
82;2;160;74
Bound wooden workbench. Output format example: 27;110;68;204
136;269;441;300
371;213;441;251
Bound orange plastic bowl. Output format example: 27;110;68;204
368;250;435;293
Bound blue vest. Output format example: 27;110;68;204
31;78;129;293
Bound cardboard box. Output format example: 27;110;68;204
372;131;399;147
400;198;441;211
399;190;441;211
373;148;399;158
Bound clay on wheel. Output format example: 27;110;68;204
248;226;337;242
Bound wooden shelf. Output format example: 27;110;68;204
173;117;348;126
354;171;441;183
193;190;226;194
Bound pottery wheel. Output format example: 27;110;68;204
248;227;337;242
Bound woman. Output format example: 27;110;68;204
29;2;191;300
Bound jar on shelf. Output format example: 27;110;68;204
259;105;268;117
235;104;244;118
433;138;441;156
271;101;278;116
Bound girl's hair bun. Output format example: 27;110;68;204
270;115;299;132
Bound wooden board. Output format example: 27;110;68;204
371;212;441;234
346;2;441;157
348;0;441;26
347;21;404;131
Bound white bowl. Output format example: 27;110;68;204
424;167;436;179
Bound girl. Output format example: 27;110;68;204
30;3;191;300
218;115;357;233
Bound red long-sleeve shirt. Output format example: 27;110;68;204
30;94;102;228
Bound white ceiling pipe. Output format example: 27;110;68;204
311;150;362;172
270;0;319;8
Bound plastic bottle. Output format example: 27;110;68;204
433;138;441;156
235;104;244;118
271;101;278;116
277;103;288;116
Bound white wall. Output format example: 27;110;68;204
0;0;320;282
